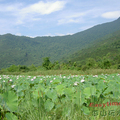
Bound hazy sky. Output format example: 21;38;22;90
0;0;120;37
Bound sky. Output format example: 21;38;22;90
0;0;120;37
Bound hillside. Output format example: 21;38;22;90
63;30;120;65
0;17;120;69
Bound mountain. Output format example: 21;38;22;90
0;17;120;69
63;29;120;64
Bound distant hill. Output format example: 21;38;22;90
0;17;120;69
63;30;120;64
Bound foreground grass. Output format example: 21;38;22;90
19;91;120;120
18;89;120;120
0;69;120;76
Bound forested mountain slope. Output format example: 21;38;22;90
63;30;120;65
0;17;120;69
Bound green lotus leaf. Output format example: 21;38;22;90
113;91;120;99
100;77;105;80
39;80;43;84
55;84;65;96
97;80;106;92
46;89;57;102
81;106;90;115
33;89;43;98
1;91;18;112
44;99;54;112
73;92;86;106
5;113;18;120
15;86;24;97
52;79;61;84
17;91;24;97
33;85;46;98
38;85;45;92
64;88;74;100
103;86;113;95
83;87;96;98
108;81;116;86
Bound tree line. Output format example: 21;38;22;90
0;54;120;73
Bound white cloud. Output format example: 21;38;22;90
57;12;86;25
102;11;120;19
15;33;22;36
0;1;66;25
0;1;66;14
57;9;98;25
15;33;36;38
58;18;81;24
20;1;66;15
42;32;73;37
18;1;66;25
55;33;73;36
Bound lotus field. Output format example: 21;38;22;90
0;73;120;120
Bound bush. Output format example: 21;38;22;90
103;60;111;69
7;65;19;72
81;65;89;71
19;65;29;72
86;58;96;69
42;57;51;70
53;64;60;70
52;61;60;70
117;64;120;69
28;64;37;71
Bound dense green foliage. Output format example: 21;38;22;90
0;17;120;69
0;74;120;120
0;56;120;75
63;29;120;68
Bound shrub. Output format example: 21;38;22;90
117;64;120;69
42;57;51;70
81;65;89;71
19;65;29;72
7;65;19;72
28;64;37;71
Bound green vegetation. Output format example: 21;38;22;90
0;74;120;120
64;29;120;66
0;53;120;75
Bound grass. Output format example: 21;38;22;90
0;69;120;76
19;98;120;120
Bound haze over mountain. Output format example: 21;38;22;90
0;17;120;69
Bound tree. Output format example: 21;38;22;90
42;57;51;70
117;64;120;69
18;65;29;72
86;58;96;69
7;65;19;72
28;64;37;71
103;59;111;69
53;61;60;70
